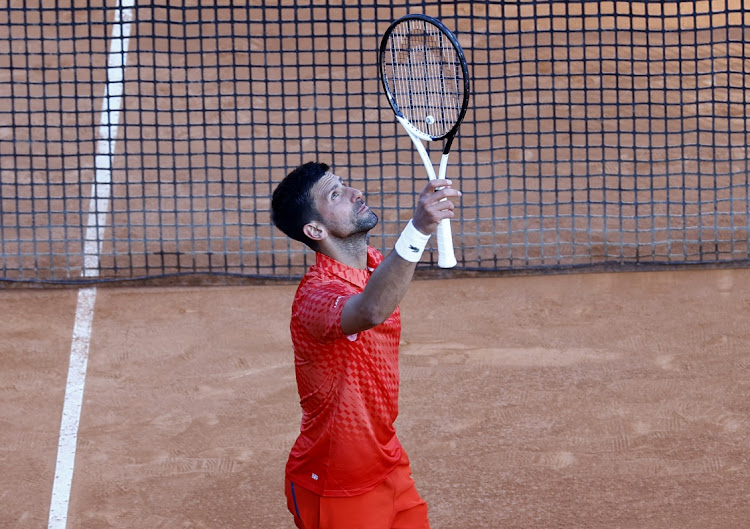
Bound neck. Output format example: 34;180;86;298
319;234;368;269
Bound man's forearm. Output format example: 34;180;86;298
340;250;417;335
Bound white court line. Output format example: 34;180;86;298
48;2;134;528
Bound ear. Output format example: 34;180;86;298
303;221;327;242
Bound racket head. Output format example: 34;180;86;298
379;13;470;143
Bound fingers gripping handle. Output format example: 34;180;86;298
436;152;457;268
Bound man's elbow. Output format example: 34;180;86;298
359;304;394;329
341;296;395;334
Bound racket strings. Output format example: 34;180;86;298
385;19;465;138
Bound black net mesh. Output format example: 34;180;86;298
2;1;749;284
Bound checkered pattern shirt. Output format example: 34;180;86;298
285;247;403;496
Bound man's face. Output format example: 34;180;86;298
310;171;378;238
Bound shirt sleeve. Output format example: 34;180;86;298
294;279;356;343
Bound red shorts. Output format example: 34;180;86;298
285;452;429;529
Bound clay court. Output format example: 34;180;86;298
2;1;750;528
3;269;750;527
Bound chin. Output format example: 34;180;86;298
354;212;378;234
364;212;379;230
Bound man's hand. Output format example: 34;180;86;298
411;179;462;235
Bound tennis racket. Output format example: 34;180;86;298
378;13;470;268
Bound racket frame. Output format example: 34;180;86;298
378;13;470;268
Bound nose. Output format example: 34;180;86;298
349;186;364;201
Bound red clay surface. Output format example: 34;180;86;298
2;268;750;528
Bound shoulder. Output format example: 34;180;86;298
294;267;354;309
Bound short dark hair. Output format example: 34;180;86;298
271;161;330;250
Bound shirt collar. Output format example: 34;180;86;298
314;247;383;289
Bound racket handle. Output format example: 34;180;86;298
436;218;457;268
435;152;457;268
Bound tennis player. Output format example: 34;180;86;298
271;161;461;529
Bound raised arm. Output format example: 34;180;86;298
340;179;461;335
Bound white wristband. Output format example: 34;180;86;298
394;220;431;262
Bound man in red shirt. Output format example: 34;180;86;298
271;161;461;529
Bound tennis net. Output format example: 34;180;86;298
2;1;749;284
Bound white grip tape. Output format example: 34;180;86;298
394;220;431;263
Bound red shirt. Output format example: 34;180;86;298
285;247;403;496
